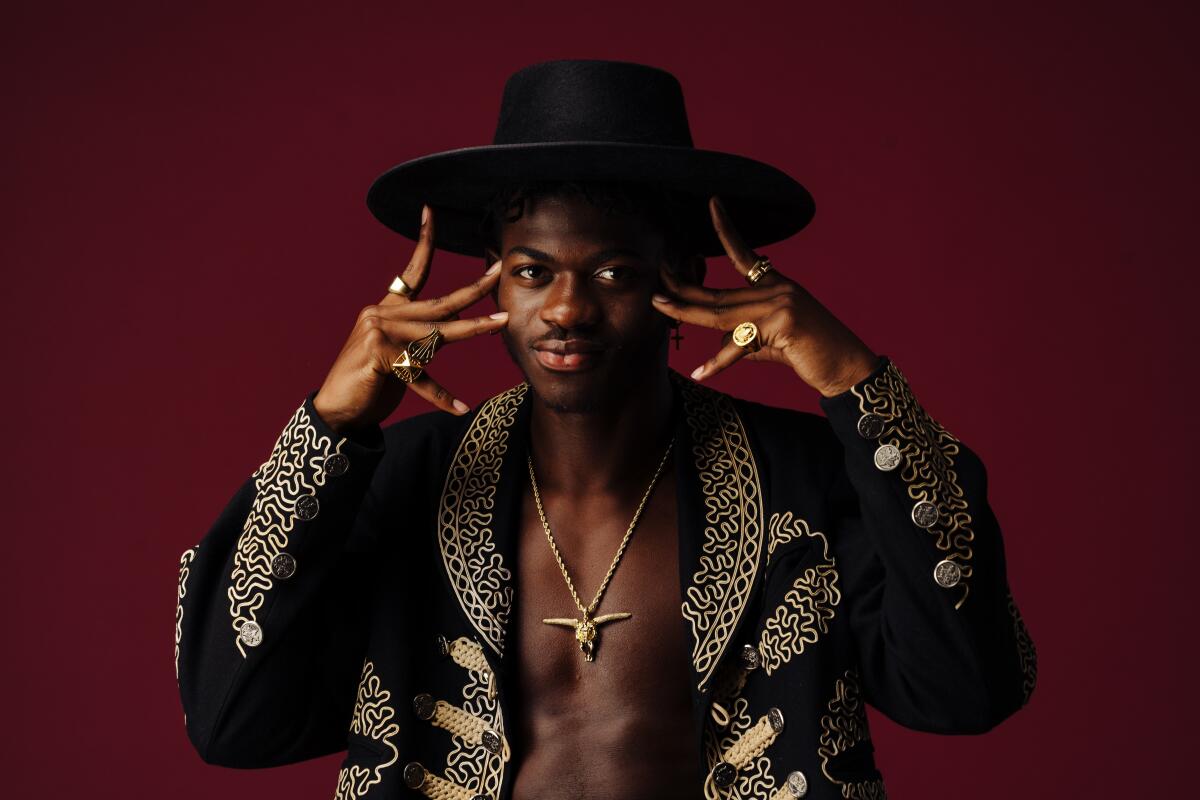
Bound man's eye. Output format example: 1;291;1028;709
514;265;544;279
596;266;631;281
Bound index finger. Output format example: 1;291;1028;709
709;195;759;278
380;203;436;306
384;260;504;320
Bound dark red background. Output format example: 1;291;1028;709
4;1;1195;796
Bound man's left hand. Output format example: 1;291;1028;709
651;195;880;398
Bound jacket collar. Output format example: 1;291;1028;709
435;369;766;696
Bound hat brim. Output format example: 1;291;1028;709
365;141;815;259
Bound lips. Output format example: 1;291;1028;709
533;340;605;372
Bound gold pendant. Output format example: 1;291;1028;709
542;612;632;661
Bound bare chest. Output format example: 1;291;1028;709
510;472;703;798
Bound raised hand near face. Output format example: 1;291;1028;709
651;195;880;398
312;204;509;434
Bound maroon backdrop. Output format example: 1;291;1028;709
4;1;1195;796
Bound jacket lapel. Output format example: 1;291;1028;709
434;370;768;695
669;369;767;695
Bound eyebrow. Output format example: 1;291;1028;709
505;245;648;266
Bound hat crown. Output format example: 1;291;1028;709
493;59;695;148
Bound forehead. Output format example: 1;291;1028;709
499;193;663;258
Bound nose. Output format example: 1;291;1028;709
539;271;602;331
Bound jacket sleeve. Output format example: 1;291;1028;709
174;390;388;767
818;354;1037;734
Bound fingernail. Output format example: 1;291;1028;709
453;399;470;413
691;366;705;380
490;311;508;319
652;293;671;304
421;205;429;225
486;260;502;275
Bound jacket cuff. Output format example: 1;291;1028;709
232;392;385;655
818;355;974;606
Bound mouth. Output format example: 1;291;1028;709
532;340;606;373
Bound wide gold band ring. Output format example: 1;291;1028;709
391;327;444;383
732;321;762;353
387;275;415;296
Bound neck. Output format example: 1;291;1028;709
527;367;676;498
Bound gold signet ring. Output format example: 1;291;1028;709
732;321;763;353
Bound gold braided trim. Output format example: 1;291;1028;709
230;401;348;655
447;636;497;699
758;512;841;676
850;360;974;610
443;638;507;797
703;709;783;800
674;371;765;692
1007;591;1037;706
410;766;475;800
817;670;887;799
427;699;511;762
334;659;400;800
438;384;527;656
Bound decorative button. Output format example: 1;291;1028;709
873;444;902;471
295;494;319;521
740;643;760;671
711;760;738;788
911;501;939;529
471;795;489;800
934;559;962;588
787;770;809;797
412;693;435;721
238;621;263;647
403;762;426;789
768;707;785;733
856;412;885;439
271;552;297;579
323;452;349;477
436;635;450;657
481;728;503;755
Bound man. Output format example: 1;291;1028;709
175;60;1036;800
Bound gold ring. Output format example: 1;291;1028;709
732;321;762;353
388;275;415;296
745;257;773;286
391;327;444;383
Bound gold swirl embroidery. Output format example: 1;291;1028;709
334;659;400;800
674;371;765;692
444;638;507;796
1008;591;1037;706
758;513;841;675
438;383;527;656
228;401;349;656
175;545;197;683
851;360;974;610
818;670;887;799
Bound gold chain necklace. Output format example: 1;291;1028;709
527;434;676;662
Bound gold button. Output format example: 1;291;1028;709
934;559;962;588
873;444;902;471
238;621;262;647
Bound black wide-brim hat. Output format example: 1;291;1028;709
366;59;815;259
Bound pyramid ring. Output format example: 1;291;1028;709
391;327;445;383
732;322;762;353
387;275;415;296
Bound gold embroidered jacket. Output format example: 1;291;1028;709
175;355;1037;800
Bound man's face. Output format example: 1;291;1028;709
489;192;676;414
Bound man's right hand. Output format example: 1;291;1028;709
313;204;508;434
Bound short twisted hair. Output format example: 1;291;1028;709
477;179;696;268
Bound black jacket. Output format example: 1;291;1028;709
175;354;1036;800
